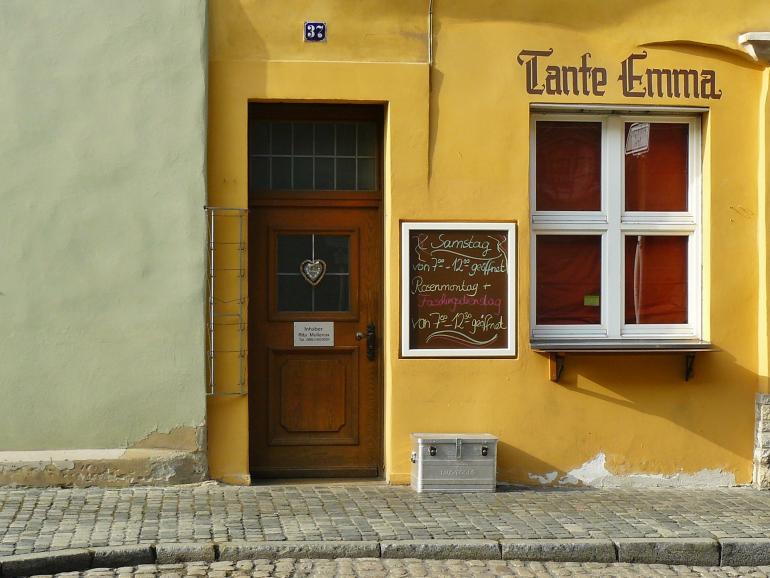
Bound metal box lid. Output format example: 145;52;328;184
411;433;498;444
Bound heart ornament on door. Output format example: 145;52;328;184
300;259;327;286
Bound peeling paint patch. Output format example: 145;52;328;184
557;452;736;488
528;471;558;485
561;452;613;486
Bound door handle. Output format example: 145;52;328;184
356;323;377;361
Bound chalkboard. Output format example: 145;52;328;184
401;222;516;357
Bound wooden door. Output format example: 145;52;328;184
247;104;383;478
249;205;381;477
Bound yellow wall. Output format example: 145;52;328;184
208;0;770;486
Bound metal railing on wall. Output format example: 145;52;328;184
205;207;247;397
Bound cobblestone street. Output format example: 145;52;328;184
27;559;770;577
3;484;770;556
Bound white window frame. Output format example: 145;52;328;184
530;112;702;342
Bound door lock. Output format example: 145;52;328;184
356;323;377;361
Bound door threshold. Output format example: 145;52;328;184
250;477;387;486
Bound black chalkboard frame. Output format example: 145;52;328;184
400;220;518;358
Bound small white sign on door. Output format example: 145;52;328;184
293;322;334;347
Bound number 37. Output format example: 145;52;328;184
305;22;326;42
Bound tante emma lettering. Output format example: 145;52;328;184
516;48;721;99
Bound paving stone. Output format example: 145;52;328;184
2;484;770;567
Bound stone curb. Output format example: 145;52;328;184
219;540;380;560
4;537;770;575
380;540;501;560
0;549;92;578
501;538;616;562
614;537;720;566
720;537;770;566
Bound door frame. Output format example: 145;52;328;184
246;102;386;479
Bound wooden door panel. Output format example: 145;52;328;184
268;348;359;445
249;204;381;478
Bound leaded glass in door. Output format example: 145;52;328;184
276;234;350;312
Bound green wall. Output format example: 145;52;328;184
0;0;208;450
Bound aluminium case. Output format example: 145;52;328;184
410;433;498;492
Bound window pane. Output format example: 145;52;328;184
315;235;349;273
271;122;292;155
293;157;313;189
271;157;291;190
315;158;334;189
536;121;601;211
336;158;356;190
315;276;349;311
277;235;312;274
624;235;688;324
336;123;356;156
357;158;375;190
293;123;314;155
315;123;335;155
278;275;313;311
248;156;269;192
625;123;688;211
358;122;376;156
249;121;269;155
536;235;601;325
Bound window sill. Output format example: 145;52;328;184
530;339;718;382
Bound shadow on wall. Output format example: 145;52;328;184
504;348;756;487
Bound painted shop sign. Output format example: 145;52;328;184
516;49;722;99
401;222;517;358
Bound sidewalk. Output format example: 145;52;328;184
2;483;770;574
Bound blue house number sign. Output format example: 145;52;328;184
304;22;326;42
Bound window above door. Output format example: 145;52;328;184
530;113;702;344
248;103;383;200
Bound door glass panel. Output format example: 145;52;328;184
315;277;350;311
278;276;313;311
276;234;350;312
315;235;349;273
277;235;312;274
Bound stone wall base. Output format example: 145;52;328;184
0;426;208;487
754;394;770;489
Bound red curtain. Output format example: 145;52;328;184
536;122;602;211
625;123;688;212
536;235;601;325
624;236;687;324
